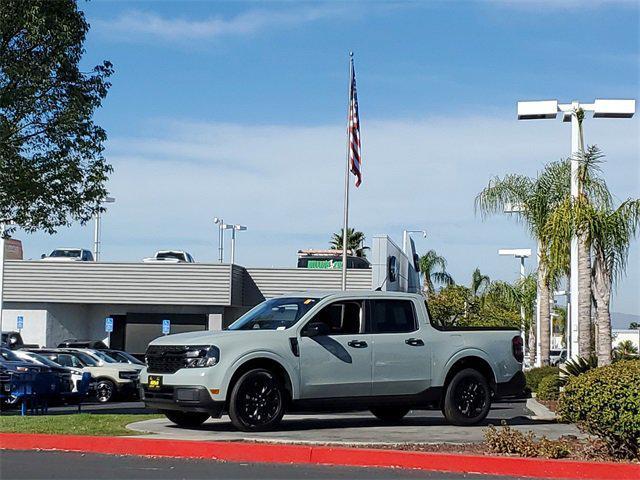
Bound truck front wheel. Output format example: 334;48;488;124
164;411;210;428
442;368;491;426
228;368;285;432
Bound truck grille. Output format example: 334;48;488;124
145;345;207;374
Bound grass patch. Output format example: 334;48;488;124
0;413;161;436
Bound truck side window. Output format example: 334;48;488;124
309;301;362;335
370;300;417;333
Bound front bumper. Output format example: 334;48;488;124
496;370;526;398
141;384;224;417
117;380;140;399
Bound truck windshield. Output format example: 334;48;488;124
50;249;81;258
228;297;319;330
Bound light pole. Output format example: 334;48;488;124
0;222;5;334
93;196;115;262
517;99;635;361
402;229;427;255
213;218;224;263
222;224;247;265
499;248;532;369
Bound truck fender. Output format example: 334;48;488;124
436;348;498;389
222;350;299;400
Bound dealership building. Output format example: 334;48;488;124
1;236;420;355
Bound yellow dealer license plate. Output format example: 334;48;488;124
148;375;163;390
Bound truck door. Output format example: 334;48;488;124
298;300;372;398
368;298;431;395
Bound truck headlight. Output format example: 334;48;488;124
185;346;220;368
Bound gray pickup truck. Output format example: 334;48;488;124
141;291;525;431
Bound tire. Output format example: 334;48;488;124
442;368;491;426
228;368;285;432
369;406;410;423
95;379;116;403
164;411;210;428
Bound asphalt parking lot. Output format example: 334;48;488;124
1;450;531;480
126;399;584;444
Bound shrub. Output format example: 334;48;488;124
484;422;569;459
557;360;640;460
537;374;561;401
525;366;559;392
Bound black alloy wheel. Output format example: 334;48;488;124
442;368;491;426
95;379;115;403
228;368;285;432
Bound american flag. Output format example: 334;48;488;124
348;57;362;187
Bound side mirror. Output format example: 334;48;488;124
302;322;329;338
41;254;46;259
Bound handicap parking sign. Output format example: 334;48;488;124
17;316;24;330
105;317;114;333
162;319;171;335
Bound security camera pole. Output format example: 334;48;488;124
517;99;635;361
93;196;115;262
402;230;427;256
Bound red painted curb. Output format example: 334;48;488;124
1;433;638;480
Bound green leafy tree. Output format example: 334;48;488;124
630;322;640;330
428;285;477;326
419;249;454;295
0;0;114;233
329;228;368;257
613;339;639;361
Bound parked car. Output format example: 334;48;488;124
141;291;525;431
550;349;567;366
57;339;109;349
29;349;139;403
103;349;145;366
41;248;94;262
1;331;39;350
14;350;83;393
142;250;195;263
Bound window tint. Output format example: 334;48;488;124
56;354;83;368
370;300;417;333
309;301;361;335
228;297;318;330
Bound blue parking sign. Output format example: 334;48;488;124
17;316;24;330
162;319;171;335
105;317;114;333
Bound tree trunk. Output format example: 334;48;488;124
538;264;551;366
528;321;536;365
578;232;592;357
592;253;612;366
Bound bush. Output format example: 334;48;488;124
557;360;640;460
484;422;569;459
537;374;561;401
525;366;559;392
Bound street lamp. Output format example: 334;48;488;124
499;248;532;370
94;196;115;262
402;229;427;255
0;222;6;334
222;224;247;265
213;217;224;263
517;98;636;361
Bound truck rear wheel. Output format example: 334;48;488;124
369;406;410;423
442;368;491;426
164;411;210;428
228;368;285;432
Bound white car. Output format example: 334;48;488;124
142;250;195;263
32;349;140;402
41;248;94;262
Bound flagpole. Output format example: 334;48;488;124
341;52;353;291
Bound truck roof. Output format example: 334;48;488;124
280;290;424;301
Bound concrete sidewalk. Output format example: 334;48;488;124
127;401;583;445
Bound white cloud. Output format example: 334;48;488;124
18;114;640;313
488;0;637;10
93;6;347;42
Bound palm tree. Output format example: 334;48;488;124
470;268;490;297
419;250;454;295
546;147;623;364
613;339;639;361
475;161;568;365
330;228;368;257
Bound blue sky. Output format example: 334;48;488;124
19;0;640;314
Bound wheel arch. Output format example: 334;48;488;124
441;352;498;395
224;355;295;406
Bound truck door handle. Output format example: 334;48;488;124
405;338;424;347
348;340;368;348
